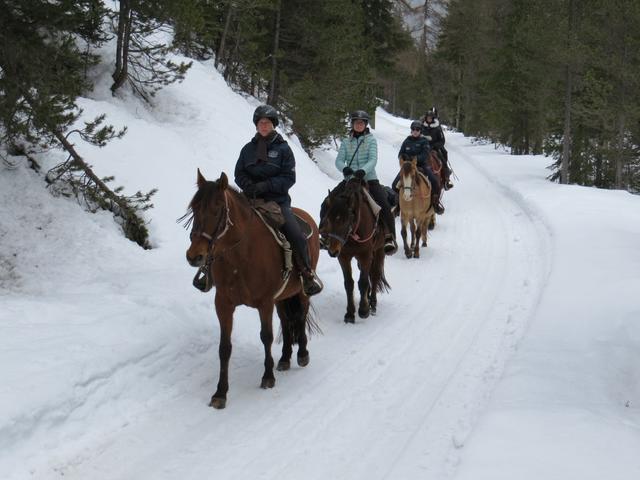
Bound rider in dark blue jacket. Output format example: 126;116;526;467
393;120;444;214
234;104;323;296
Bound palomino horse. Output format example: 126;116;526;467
183;170;320;409
319;178;389;322
397;156;435;258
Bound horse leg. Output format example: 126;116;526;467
356;253;372;319
339;255;356;323
422;216;429;246
401;216;411;258
295;294;311;367
276;294;310;370
414;222;421;258
368;247;385;316
275;301;292;371
258;303;276;389
210;296;235;409
409;219;417;255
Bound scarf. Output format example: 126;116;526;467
254;131;277;163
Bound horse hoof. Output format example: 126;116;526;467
209;396;226;409
405;251;412;259
370;306;377;316
421;241;427;246
297;353;310;367
344;314;355;324
358;308;370;319
261;377;275;389
276;360;290;371
414;252;420;259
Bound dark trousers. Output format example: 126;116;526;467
281;205;311;270
392;166;441;196
319;180;396;239
436;147;451;178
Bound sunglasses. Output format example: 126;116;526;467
411;127;421;131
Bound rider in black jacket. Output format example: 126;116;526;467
234;104;323;296
422;108;453;190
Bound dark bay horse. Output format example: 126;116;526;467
183;170;320;409
319;178;389;323
427;150;444;230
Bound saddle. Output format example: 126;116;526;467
251;201;314;299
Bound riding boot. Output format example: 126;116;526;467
295;250;323;296
432;193;445;215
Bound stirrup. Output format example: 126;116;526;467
303;271;323;296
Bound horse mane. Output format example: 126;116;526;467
177;177;248;229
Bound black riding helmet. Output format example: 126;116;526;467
410;120;423;130
253;104;279;127
350;110;370;124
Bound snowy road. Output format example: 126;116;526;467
39;117;551;480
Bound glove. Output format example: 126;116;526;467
254;181;269;194
244;181;268;196
243;183;258;196
426;135;432;141
354;169;366;180
343;166;354;176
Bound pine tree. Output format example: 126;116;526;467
0;0;155;248
110;0;192;101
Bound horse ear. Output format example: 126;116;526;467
398;156;404;167
197;168;206;188
219;172;228;190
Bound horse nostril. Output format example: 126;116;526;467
186;253;203;265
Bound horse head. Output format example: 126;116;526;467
399;154;418;202
319;179;362;258
182;169;230;268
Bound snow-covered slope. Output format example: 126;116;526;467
1;54;639;480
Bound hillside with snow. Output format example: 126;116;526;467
1;53;639;480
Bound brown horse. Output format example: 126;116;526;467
397;156;434;258
427;150;444;229
183;170;320;409
319;178;389;323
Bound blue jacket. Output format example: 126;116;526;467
234;133;295;206
335;131;378;182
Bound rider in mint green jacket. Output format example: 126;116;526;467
323;110;396;255
335;128;378;182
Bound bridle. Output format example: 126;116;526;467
326;188;376;246
190;191;241;291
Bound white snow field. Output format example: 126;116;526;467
1;57;639;480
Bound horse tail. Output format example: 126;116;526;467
279;294;321;344
370;247;391;294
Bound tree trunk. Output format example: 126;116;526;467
111;0;132;94
421;0;430;55
215;2;234;70
560;0;575;184
267;0;282;106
